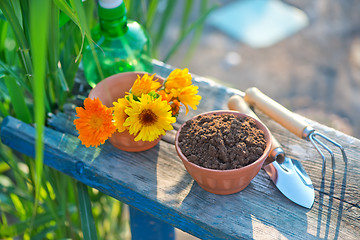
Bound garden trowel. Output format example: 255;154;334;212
228;95;314;209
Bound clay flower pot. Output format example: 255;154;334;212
175;110;272;195
88;72;164;152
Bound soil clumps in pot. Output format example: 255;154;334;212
178;113;267;170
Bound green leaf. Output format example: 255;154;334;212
153;0;177;50
182;0;209;66
0;147;29;190
0;59;32;94
0;0;33;79
4;75;32;123
29;0;51;203
145;0;159;29
163;3;218;62
0;212;56;238
0;20;8;59
0;184;34;202
70;0;104;80
181;0;193;35
77;181;97;240
0;0;29;51
53;0;80;27
54;0;84;64
0;162;10;173
31;225;58;240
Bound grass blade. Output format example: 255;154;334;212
29;0;50;202
77;181;98;240
0;161;10;173
0;0;33;80
54;0;83;64
0;59;32;94
31;225;58;240
53;0;80;26
3;75;32;123
125;0;143;23
70;0;104;80
0;212;56;238
153;0;177;50
163;3;218;62
180;0;193;35
47;1;69;108
0;0;28;52
19;0;31;46
0;20;8;60
145;0;159;29
182;0;209;65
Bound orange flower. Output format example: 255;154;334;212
164;68;192;91
157;89;173;103
169;85;201;114
74;98;116;147
131;73;162;97
170;99;181;116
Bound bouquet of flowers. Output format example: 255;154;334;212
74;68;201;147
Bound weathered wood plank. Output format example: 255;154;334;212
1;61;359;239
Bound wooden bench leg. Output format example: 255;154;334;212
129;206;175;240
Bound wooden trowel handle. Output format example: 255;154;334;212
228;95;285;164
244;87;308;139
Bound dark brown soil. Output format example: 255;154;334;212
178;113;267;170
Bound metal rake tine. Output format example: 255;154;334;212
311;133;336;170
313;131;348;163
309;134;326;178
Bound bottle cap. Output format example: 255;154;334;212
98;0;126;21
99;0;123;9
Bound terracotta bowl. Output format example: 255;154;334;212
88;72;164;152
175;110;272;195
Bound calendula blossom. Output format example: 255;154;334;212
158;90;180;116
157;89;173;102
169;85;201;114
123;94;176;142
164;68;192;90
131;73;162;97
74;68;201;147
170;99;181;116
113;97;131;132
74;98;116;147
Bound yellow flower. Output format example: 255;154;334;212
164;68;192;91
74;98;116;147
123;94;176;142
170;85;201;114
131;73;162;97
113;97;131;132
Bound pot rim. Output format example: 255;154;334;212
88;71;166;108
175;110;272;173
89;71;165;95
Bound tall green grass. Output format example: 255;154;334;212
0;0;217;239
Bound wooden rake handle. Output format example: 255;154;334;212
244;87;308;139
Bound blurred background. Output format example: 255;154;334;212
162;0;360;139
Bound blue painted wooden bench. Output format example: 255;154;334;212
1;61;359;239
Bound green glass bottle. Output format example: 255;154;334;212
83;0;153;87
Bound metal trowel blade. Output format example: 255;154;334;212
264;157;315;209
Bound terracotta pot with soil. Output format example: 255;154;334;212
175;110;272;195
